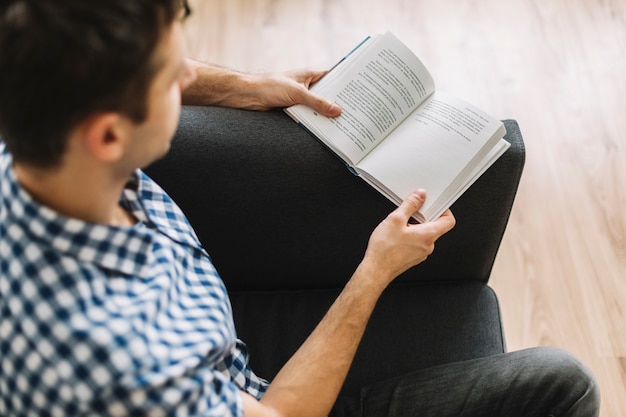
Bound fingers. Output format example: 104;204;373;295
364;190;456;281
289;69;342;117
433;209;456;234
396;190;456;236
301;91;342;117
395;189;427;221
305;69;328;85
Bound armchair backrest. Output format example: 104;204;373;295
146;107;525;291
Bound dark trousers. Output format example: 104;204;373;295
331;347;600;417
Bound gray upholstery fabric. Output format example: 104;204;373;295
146;107;524;289
145;106;525;392
228;282;504;396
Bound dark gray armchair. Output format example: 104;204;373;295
145;106;525;396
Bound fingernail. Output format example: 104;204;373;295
329;103;342;114
415;189;426;199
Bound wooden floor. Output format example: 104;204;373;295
183;1;626;415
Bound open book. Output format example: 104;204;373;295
285;32;510;223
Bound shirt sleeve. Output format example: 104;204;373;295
221;340;270;400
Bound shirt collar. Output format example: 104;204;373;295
0;143;203;276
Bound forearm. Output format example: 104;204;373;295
181;59;342;116
246;260;389;417
182;59;263;109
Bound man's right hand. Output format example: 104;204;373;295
360;189;456;290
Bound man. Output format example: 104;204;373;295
0;1;599;416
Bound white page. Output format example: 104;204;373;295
357;91;506;220
431;138;510;219
286;32;436;165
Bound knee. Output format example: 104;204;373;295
531;347;601;416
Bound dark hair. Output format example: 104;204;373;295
0;0;185;168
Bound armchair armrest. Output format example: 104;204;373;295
145;106;525;290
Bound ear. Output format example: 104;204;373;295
78;113;131;163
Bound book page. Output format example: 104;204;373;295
285;32;436;165
356;91;506;220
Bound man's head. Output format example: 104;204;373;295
0;0;190;169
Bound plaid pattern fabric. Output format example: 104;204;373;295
0;142;268;416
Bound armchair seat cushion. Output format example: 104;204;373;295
231;280;505;395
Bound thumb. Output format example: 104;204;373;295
302;91;342;117
396;189;427;221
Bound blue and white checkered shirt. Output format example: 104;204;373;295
0;142;268;416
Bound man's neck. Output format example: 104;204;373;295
13;161;137;227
